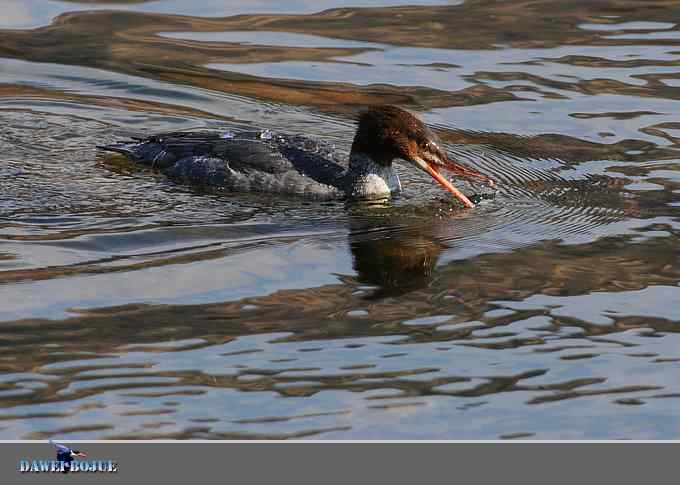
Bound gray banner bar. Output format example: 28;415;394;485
1;442;678;484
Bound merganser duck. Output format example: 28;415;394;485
99;105;495;207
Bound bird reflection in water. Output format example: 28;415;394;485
347;202;448;299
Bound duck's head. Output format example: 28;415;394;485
351;105;494;207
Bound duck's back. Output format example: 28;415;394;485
99;130;348;198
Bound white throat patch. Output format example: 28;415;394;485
347;152;401;198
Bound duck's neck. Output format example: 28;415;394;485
343;151;401;199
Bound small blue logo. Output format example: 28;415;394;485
50;440;88;473
17;440;118;474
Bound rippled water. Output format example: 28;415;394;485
0;0;679;439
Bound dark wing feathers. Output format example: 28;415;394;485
213;139;295;174
98;130;348;197
101;131;296;174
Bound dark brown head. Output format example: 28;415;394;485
351;105;495;207
352;105;436;165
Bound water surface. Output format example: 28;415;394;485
0;0;679;439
